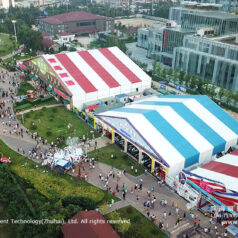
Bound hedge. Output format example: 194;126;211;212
15;96;55;110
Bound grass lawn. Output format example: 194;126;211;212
105;205;168;238
88;144;144;176
17;81;35;96
0;139;119;206
0;204;16;238
0;34;16;58
20;106;99;147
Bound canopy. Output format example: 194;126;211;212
86;104;99;111
0;157;10;163
190;153;238;192
97;95;238;176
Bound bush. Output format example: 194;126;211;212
46;131;52;136
126;206;133;214
24;113;31;118
30;125;37;130
62;196;96;210
52;107;58;113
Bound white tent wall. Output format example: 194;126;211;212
130;82;143;92
85;91;99;104
109;87;121;97
120;85;131;94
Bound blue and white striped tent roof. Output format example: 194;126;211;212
97;95;238;176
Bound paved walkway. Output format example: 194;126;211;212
69;161;228;238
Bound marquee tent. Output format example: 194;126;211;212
190;153;238;192
96;95;238;176
29;47;151;109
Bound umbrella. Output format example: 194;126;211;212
0;157;10;163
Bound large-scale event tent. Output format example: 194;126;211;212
95;95;238;176
26;47;151;109
190;152;238;192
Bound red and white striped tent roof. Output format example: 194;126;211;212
191;152;238;192
41;47;151;109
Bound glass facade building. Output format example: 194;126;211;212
173;35;238;90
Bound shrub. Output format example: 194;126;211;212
46;131;52;136
25;113;31;118
126;206;133;214
52;107;58;113
62;196;96;210
30;125;37;130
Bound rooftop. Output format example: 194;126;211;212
57;32;75;36
61;211;119;238
41;11;113;24
183;9;238;19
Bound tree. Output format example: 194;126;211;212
156;63;162;78
184;73;190;88
179;71;185;85
197;78;204;94
209;85;216;99
225;89;234;105
161;67;167;80
173;68;179;84
190;75;197;90
152;60;157;80
233;91;238;106
167;68;173;77
218;86;225;100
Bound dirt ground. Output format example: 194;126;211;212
75;36;95;49
115;18;155;27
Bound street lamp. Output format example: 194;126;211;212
11;20;17;43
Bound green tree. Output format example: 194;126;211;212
209;85;216;99
161;67;167;80
225;89;233;105
197;78;204;94
218;86;225;100
184;73;190;88
179;71;185;85
152;60;157;80
156;63;162;78
167;68;173;77
190;75;197;90
173;68;179;84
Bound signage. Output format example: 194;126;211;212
120;129;131;138
179;171;186;185
164;32;168;49
31;57;56;77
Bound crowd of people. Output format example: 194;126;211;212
0;68;230;238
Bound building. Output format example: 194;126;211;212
61;211;120;238
173;34;238;90
169;7;238;35
137;22;194;66
38;11;114;36
95;95;238;177
24;46;151;110
180;0;238;12
56;32;75;42
42;32;53;40
0;0;15;8
42;38;60;52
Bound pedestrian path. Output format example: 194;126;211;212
103;200;129;215
18;104;62;114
